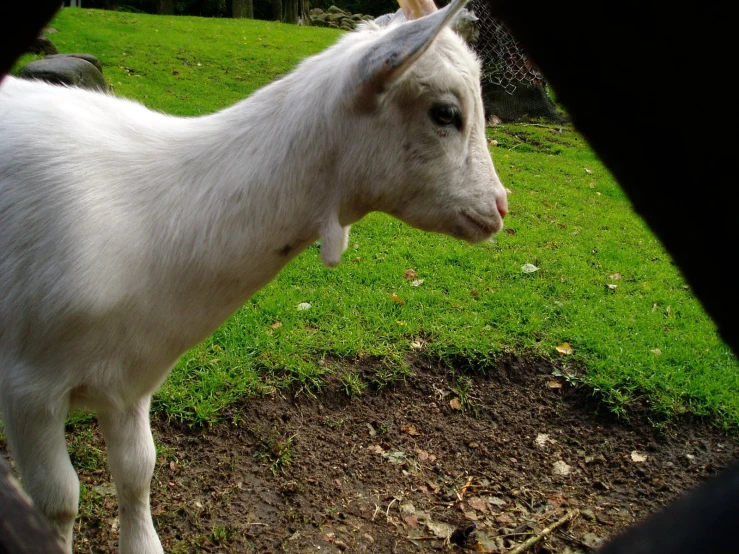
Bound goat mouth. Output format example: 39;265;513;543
459;209;499;240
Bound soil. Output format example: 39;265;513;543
3;355;739;553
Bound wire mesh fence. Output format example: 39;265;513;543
466;0;565;122
467;0;543;93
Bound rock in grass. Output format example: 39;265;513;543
19;56;107;92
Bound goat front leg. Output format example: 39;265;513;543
0;386;78;552
98;396;163;554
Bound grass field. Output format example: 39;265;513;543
15;8;739;429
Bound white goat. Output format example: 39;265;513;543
0;0;507;552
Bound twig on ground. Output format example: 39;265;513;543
457;476;474;500
506;509;579;554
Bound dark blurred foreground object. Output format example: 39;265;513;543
0;457;65;554
483;1;737;552
485;0;737;355
598;460;739;554
1;2;737;552
1;6;67;554
0;1;62;78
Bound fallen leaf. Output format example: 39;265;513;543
390;292;406;305
423;520;455;540
585;167;593;174
404;269;418;280
415;448;429;462
488;496;507;507
369;445;384;454
489;139;499;146
366;423;377;437
555;342;574;356
547;380;563;389
606;284;618;290
505;228;516;235
271;322;282;329
383;450;407;465
651;348;662;356
411;279;424;287
400;503;417;526
631;451;648;463
468;497;488;512
401;424;420;436
609;273;622;280
535;433;556;448
521;263;539;274
552;460;572;476
449;397;462;410
296;302;311;311
410;339;424;350
92;483;116;496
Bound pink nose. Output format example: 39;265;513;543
497;196;508;219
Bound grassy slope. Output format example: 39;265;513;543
20;8;739;429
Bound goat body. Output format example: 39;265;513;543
0;1;507;552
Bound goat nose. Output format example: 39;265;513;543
497;195;508;219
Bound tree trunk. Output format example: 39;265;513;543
299;0;311;24
283;0;298;24
272;0;282;21
233;0;253;18
157;0;174;15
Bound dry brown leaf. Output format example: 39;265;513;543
552;460;572;476
404;269;418;280
467;496;488;512
423;520;455;540
449;397;462;410
555;342;573;356
547;380;563;389
415;448;429;462
271;322;282;329
390;292;406;305
631;451;648;463
401;424;420;436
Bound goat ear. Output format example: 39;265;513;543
352;0;468;110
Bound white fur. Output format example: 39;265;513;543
0;10;506;553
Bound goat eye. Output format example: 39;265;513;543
430;104;462;129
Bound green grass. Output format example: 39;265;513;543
20;8;739;430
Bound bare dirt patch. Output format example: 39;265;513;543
3;355;738;553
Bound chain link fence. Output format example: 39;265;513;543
466;0;565;122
